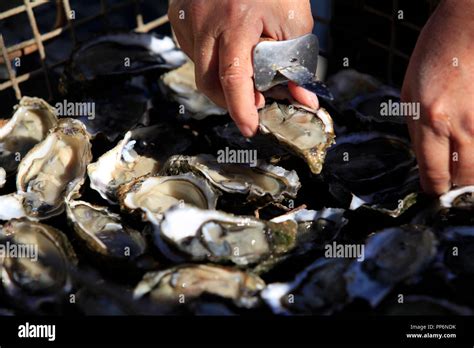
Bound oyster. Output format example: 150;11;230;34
88;124;192;203
0;219;77;312
0;167;5;188
162;154;300;205
134;264;265;309
0;97;57;177
344;225;438;307
0;118;92;220
118;173;219;222
65;200;152;269
440;186;474;209
64;33;187;84
160;61;227;119
258;102;335;174
323;132;418;217
154;204;297;267
261;258;351;314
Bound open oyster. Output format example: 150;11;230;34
440;186;474;209
162;154;300;205
134;264;265;309
0;219;77;312
118;173;219;222
323;132;418;217
153;204;297;267
65;200;152;270
0;97;57;177
160;61;227;119
344;225;438;307
0;118;92;220
88;124;192;203
258;102;335;174
261;258;351;314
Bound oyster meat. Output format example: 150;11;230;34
118;173;219;222
344;225;438;307
0;219;77;312
88;124;192;203
0;97;57;177
154;204;297;267
0;118;92;220
160;61;227;119
324;132;418;217
65;200;151;269
162;154;300;205
258;102;335;174
134;264;265;309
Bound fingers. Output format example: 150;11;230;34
193;35;227;107
451;116;474;186
219;28;262;137
288;81;319;109
414;124;451;195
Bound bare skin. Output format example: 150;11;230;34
402;0;474;195
168;0;319;137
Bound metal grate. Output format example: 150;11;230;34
0;0;170;104
328;0;440;86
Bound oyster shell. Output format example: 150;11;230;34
440;186;474;209
134;264;265;309
344;225;438;307
0;167;5;188
0;118;92;220
261;258;351;314
0;219;77;312
324;132;418;217
64;33;187;84
162;154;300;205
88;124;192;203
154;204;297;267
258;102;335;174
0;97;57;177
160;61;227;119
118;173;219;222
65;200;151;269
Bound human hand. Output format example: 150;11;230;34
168;0;318;137
401;0;474;195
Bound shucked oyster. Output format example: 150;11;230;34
153;204;297;267
0;97;57;177
344;225;438;307
65;200;151;270
258;102;335;174
134;264;265;309
88;124;192;203
160;61;227;119
162;154;300;205
118;173;219;222
324;132;418;217
0;118;92;220
0;219;77;312
440;186;474;210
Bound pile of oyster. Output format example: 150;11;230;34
0;33;472;316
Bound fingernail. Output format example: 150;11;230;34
309;94;319;109
240;125;256;138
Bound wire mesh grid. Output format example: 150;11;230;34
0;0;170;103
